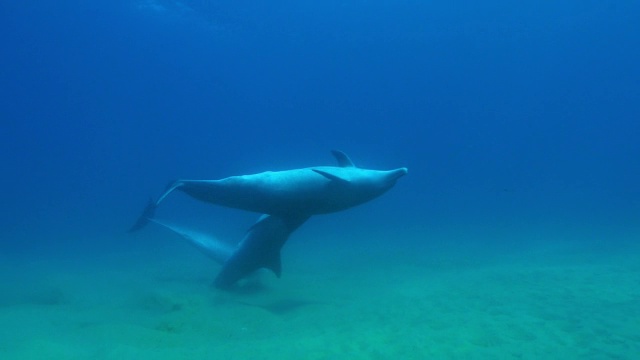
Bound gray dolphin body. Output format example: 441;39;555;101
130;151;407;289
149;215;308;289
149;150;407;218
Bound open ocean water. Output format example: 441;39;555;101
1;0;639;358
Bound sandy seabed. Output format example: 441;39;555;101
1;231;638;360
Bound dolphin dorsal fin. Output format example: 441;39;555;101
331;150;355;167
312;169;350;184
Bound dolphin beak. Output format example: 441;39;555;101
388;167;408;181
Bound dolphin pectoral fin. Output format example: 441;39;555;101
331;149;356;167
312;169;350;184
128;198;157;232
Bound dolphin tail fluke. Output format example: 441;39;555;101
128;198;157;232
129;180;183;232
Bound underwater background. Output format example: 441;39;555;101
1;0;639;358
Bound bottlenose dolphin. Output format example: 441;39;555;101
131;151;406;289
131;150;407;232
148;215;308;289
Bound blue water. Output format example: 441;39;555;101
1;1;639;358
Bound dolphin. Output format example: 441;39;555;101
130;150;407;232
148;215;308;289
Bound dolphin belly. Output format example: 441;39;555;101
176;170;336;216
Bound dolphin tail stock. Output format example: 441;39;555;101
128;197;157;232
156;179;183;205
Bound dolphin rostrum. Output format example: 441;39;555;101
131;150;407;232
